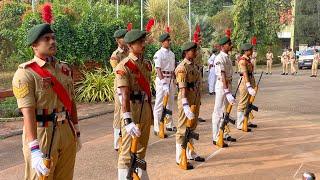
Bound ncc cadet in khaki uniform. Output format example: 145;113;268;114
288;48;297;75
115;29;152;179
251;48;257;74
236;43;257;131
175;42;205;170
281;49;289;75
211;37;236;147
311;49;320;77
110;29;129;151
266;49;274;74
153;33;177;137
12;23;81;180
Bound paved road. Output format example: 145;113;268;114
0;68;319;180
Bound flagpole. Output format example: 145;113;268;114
141;0;143;30
167;0;170;27
116;0;119;18
188;0;191;41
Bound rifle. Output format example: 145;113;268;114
216;77;242;148
39;115;57;180
127;94;147;180
179;83;200;170
159;77;173;139
242;72;263;132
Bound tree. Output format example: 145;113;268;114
210;8;233;44
295;0;320;46
232;0;291;49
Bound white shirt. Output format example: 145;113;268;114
208;54;216;66
214;51;233;79
153;47;175;72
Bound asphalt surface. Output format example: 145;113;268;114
0;68;319;180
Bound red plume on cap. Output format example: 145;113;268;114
41;2;54;24
225;28;231;38
193;31;199;44
196;24;201;34
127;23;132;31
166;26;170;33
145;18;155;32
251;36;257;46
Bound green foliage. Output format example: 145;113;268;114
295;0;320;45
144;43;160;61
232;0;291;49
189;0;224;17
0;97;19;118
75;69;115;102
210;8;233;44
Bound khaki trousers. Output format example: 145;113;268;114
266;60;272;73
282;60;289;73
290;60;296;73
118;101;152;169
23;123;76;180
312;60;319;75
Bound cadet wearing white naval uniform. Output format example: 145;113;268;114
208;48;218;95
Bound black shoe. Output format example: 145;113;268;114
244;128;252;132
285;73;288;75
224;136;236;142
154;131;168;138
166;127;177;132
281;73;285;75
191;156;205;162
209;92;214;95
248;124;258;128
198;118;206;122
115;149;119;152
266;73;268;75
176;162;194;170
212;140;228;147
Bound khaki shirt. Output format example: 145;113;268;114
266;52;273;61
110;47;128;70
239;55;255;85
282;51;289;60
289;51;295;60
214;51;233;80
115;53;152;93
12;56;74;114
175;58;200;105
314;52;320;63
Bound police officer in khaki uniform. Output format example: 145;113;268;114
236;43;257;131
12;23;81;180
175;42;205;170
115;29;152;179
288;48;297;75
153;33;177;137
281;49;289;75
110;29;129;151
212;37;236;147
266;49;273;74
311;49;320;77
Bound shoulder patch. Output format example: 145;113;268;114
116;70;126;76
13;83;29;98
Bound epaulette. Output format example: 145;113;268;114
18;60;34;69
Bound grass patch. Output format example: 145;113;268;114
0;97;19;118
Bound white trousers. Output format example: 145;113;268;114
153;77;175;132
212;80;230;141
208;67;216;93
118;168;149;180
175;141;198;164
113;128;120;150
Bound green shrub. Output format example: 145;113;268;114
75;68;115;102
0;97;19;118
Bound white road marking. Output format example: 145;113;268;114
149;134;175;146
293;162;303;178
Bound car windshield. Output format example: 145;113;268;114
301;50;314;56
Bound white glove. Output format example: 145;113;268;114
161;79;170;93
123;112;141;137
224;89;236;105
28;140;50;177
246;82;256;96
74;124;82;152
182;98;195;120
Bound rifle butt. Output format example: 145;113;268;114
131;137;138;153
39;158;51;180
179;148;188;170
132;172;140;180
217;130;224;148
249;112;254;120
242;117;248;132
159;122;165;139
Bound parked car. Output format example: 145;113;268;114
298;49;319;69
